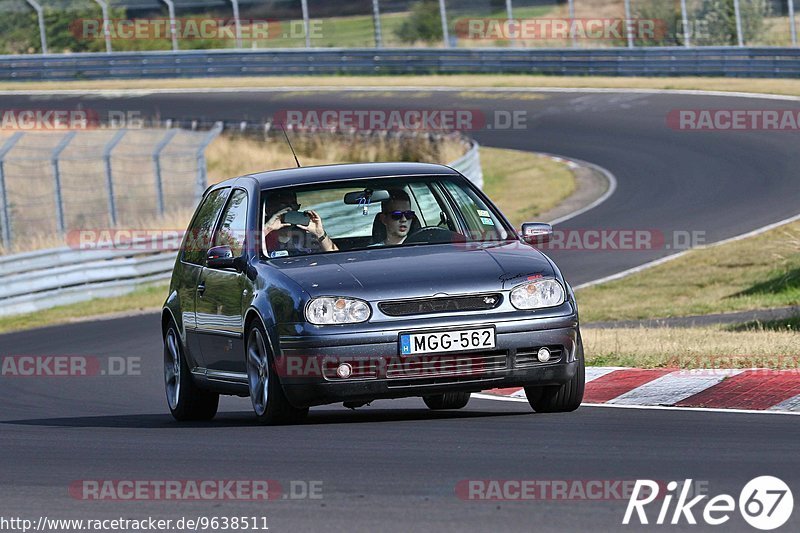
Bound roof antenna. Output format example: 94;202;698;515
278;122;301;168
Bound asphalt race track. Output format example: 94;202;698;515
1;89;799;532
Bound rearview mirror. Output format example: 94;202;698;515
520;223;553;245
343;189;391;205
206;245;236;270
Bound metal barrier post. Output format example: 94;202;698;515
51;131;77;235
505;0;513;20
438;0;450;47
624;0;634;48
194;123;223;202
229;0;242;48
372;0;383;48
0;133;24;250
680;0;691;46
160;0;179;51
790;0;797;46
24;0;47;54
733;0;744;46
93;0;113;53
152;129;179;216
103;130;127;226
568;0;576;47
301;0;311;48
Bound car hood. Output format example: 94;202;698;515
266;242;556;300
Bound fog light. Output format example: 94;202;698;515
336;363;353;379
537;347;551;363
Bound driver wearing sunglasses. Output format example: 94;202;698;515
372;189;415;247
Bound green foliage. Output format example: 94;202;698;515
395;0;443;44
634;0;769;47
633;0;683;46
0;10;40;54
696;0;769;45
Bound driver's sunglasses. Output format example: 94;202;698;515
389;210;416;221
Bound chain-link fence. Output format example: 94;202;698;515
0;125;221;253
0;0;796;55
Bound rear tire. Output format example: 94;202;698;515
525;333;585;413
246;321;309;425
423;392;471;410
164;323;219;421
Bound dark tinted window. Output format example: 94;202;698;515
182;188;229;265
214;189;249;257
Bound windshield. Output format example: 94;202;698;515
260;177;513;258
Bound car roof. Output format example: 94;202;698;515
219;162;462;191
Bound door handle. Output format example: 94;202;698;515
197;282;206;297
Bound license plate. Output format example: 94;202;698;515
399;327;495;355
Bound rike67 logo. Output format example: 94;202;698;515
624;477;794;530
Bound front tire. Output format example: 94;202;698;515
246;321;308;425
423;392;471;410
525;333;585;413
164;323;219;421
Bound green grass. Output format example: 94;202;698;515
578;217;798;367
583;324;800;368
0;283;168;335
577;222;800;323
8;76;800;100
481;147;575;226
726;316;799;333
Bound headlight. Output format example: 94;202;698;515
306;297;371;325
510;279;565;310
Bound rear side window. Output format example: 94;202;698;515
182;188;229;265
214;189;249;257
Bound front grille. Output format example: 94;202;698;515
379;293;503;317
515;346;564;367
386;350;508;379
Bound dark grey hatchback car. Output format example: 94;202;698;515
162;162;584;424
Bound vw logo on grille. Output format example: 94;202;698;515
483;296;497;305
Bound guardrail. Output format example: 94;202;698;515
2;47;800;80
0;140;483;317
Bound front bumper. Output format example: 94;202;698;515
274;312;580;408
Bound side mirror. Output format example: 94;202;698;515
520;222;553;245
206;245;236;270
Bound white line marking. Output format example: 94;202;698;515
471;393;800;415
586;366;622;382
544;155;618;226
574;211;800;290
768;394;800;412
607;369;744;406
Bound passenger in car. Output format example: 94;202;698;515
371;189;416;247
263;190;338;257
